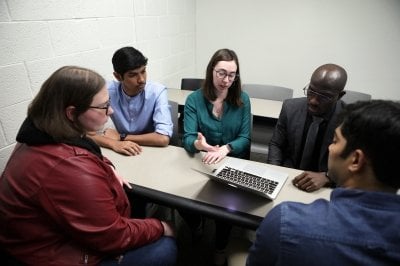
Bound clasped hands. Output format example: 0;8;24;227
194;132;230;164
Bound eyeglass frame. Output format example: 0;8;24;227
89;100;111;115
303;84;337;102
213;69;239;82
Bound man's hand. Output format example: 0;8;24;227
111;140;142;156
292;171;329;192
102;128;143;155
103;128;120;140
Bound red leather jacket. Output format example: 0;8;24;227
0;143;164;265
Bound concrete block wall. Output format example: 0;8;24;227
0;0;197;171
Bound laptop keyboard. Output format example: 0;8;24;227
216;166;278;195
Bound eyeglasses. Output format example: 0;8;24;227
303;84;336;102
89;100;111;115
214;69;239;82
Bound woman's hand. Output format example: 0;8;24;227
110;166;132;189
161;221;175;237
194;132;218;152
202;145;231;164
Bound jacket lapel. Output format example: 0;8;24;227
318;101;344;168
293;103;308;164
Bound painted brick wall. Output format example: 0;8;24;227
0;0;196;171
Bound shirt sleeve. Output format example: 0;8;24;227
153;87;173;137
182;92;199;153
267;100;288;165
247;205;282;265
228;92;251;156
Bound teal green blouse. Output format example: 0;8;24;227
183;89;251;158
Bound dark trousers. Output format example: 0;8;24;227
179;211;232;250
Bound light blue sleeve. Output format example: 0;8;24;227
153;87;173;137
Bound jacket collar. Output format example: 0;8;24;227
16;117;103;159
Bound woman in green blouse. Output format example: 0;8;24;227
183;48;251;163
182;48;251;266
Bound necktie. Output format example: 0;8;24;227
300;116;324;170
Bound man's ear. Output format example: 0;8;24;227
348;149;366;173
113;72;122;81
65;106;76;122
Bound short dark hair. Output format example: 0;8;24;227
28;66;105;141
337;100;400;188
203;48;242;107
112;46;148;76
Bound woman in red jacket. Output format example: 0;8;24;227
0;66;176;266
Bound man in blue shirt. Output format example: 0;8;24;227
89;46;173;156
247;100;400;266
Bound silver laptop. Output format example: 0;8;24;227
193;157;288;200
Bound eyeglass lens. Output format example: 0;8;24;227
304;86;333;102
215;69;237;81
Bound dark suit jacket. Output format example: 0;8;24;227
267;97;345;171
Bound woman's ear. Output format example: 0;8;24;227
65;106;76;121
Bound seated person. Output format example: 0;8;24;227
267;63;347;192
182;48;251;266
247;100;400;266
0;66;176;266
89;46;173;156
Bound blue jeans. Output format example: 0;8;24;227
100;237;177;266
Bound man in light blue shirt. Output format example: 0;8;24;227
89;46;173;156
247;100;400;266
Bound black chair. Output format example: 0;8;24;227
178;78;205;138
168;100;181;147
242;83;294;160
180;78;204;91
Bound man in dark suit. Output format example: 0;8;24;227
267;63;347;192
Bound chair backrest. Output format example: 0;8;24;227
168;100;180;146
341;90;371;104
242;83;293;101
181;78;204;91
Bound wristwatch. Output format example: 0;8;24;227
119;133;127;141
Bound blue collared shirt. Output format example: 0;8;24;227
108;80;173;137
247;188;400;266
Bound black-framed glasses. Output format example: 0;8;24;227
303;84;336;102
89;100;111;115
214;69;239;82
